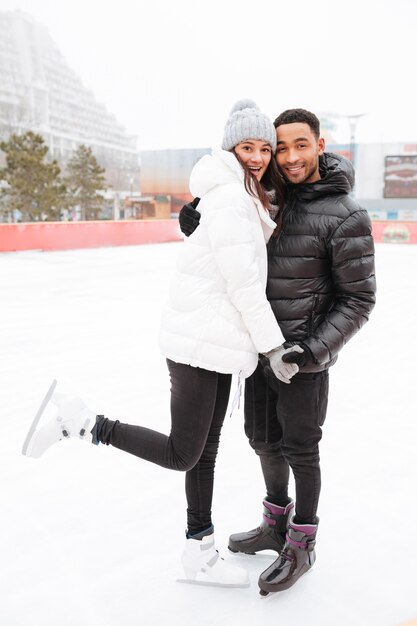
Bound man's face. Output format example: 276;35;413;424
275;122;325;184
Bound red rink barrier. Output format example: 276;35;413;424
371;221;417;244
0;219;183;252
1;219;416;252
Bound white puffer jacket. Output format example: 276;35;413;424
159;147;283;378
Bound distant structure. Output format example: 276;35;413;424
141;138;417;224
140;148;211;215
0;10;139;191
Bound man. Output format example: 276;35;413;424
179;108;376;595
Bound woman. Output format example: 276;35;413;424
22;100;299;588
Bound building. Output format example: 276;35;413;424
140;147;211;216
0;10;139;191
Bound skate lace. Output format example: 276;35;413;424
281;549;294;564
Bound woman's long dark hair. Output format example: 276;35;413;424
232;148;285;219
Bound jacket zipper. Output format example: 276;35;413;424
308;294;319;334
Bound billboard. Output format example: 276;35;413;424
384;155;417;198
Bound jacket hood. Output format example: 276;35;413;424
320;152;355;188
189;146;245;198
189;145;277;236
286;152;355;200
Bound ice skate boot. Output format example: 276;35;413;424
22;379;99;458
179;530;250;588
258;517;318;596
228;499;294;555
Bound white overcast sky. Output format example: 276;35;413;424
1;0;416;149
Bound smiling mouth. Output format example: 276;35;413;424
286;165;304;175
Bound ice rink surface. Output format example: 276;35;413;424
1;241;416;626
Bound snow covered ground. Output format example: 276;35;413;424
0;241;416;626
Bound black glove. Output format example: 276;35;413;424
281;343;314;367
179;197;201;237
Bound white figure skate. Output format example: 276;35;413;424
178;533;250;588
22;379;98;458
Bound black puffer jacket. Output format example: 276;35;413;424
267;152;376;372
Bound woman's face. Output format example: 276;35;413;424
234;140;272;181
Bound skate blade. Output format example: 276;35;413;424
176;578;250;589
22;379;58;456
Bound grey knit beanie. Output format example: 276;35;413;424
221;99;277;152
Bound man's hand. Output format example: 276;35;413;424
282;343;313;368
261;345;304;384
179;197;201;237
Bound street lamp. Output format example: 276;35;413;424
340;113;367;197
344;113;367;170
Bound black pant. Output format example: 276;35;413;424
98;359;232;534
244;363;329;523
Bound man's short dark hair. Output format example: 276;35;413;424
274;109;320;139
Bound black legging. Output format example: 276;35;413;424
97;359;232;534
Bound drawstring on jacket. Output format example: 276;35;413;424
229;372;243;417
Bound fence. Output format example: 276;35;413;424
0;219;416;252
0;219;182;252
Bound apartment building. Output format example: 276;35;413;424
0;10;139;191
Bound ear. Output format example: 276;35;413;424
318;137;325;155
